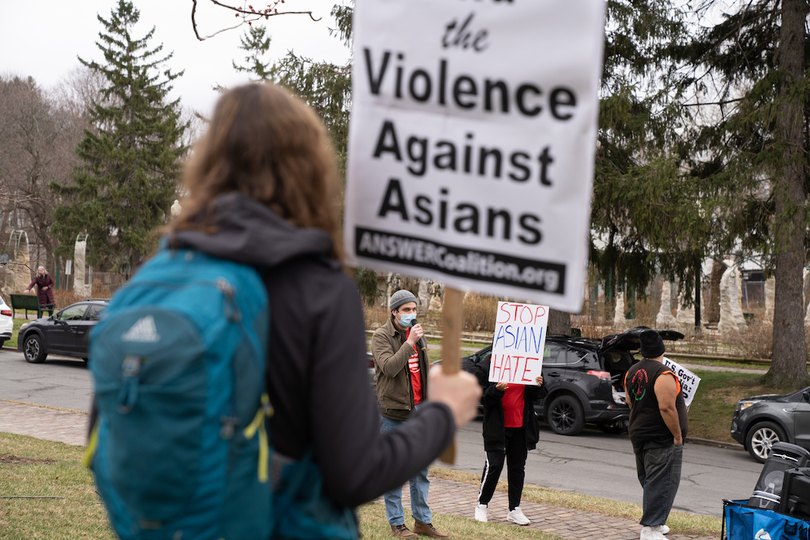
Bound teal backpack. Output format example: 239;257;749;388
85;247;358;540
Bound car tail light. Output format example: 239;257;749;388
368;355;375;368
587;370;611;379
0;310;11;317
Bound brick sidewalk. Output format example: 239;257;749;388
374;478;715;540
0;400;716;540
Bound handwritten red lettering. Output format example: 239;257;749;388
511;356;524;382
522;357;539;382
503;354;513;382
534;306;546;323
497;302;512;324
490;353;504;381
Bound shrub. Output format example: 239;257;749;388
732;322;773;360
462;293;499;332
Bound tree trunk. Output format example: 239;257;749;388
548;309;571;335
765;0;809;388
694;265;701;335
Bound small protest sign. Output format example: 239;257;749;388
662;357;701;408
488;301;548;385
345;0;606;311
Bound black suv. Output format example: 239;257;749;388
462;326;684;436
19;299;109;364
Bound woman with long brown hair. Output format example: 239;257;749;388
166;83;480;534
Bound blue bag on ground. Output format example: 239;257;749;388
724;499;810;540
86;248;272;539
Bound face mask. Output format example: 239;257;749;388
398;313;416;328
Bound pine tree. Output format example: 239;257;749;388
52;0;186;273
675;0;810;387
233;25;273;82
269;4;351;176
589;1;717;323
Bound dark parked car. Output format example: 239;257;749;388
731;386;810;463
18;299;109;364
461;326;684;436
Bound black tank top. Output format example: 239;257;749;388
625;359;688;452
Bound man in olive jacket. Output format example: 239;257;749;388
372;290;448;540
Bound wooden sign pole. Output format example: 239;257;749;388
439;286;464;464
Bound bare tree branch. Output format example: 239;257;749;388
191;0;320;41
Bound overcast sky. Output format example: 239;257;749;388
0;0;351;115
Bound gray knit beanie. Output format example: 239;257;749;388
389;289;418;311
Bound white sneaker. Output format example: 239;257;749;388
640;526;667;540
474;504;488;522
655;525;670;535
506;507;530;526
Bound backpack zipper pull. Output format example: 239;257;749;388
217;279;242;322
117;355;142;414
219;416;240;439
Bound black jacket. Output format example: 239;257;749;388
479;356;547;453
169;193;455;507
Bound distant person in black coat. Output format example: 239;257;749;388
474;353;546;526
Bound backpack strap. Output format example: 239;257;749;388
243;393;274;483
83;419;101;468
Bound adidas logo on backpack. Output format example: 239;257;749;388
120;315;161;343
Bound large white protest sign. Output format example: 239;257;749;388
345;0;605;311
662;357;701;408
488;301;548;385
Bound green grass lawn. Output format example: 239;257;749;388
0;430;723;539
5;317;32;350
686;369;779;443
0;433;569;540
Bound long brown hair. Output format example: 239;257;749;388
167;83;344;260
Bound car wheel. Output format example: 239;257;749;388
0;339;6;348
746;421;786;463
547;395;585;436
23;334;47;364
597;420;628;435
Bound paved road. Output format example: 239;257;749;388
0;348;92;411
0;348;763;518
444;418;762;518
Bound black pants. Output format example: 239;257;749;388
477;427;527;511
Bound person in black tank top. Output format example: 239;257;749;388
623;330;688;540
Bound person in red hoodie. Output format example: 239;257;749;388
25;266;55;316
474;356;546;526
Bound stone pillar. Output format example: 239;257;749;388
675;286;695;334
656;280;678;327
3;231;31;295
613;291;626;329
73;236;93;296
429;281;443;312
764;277;776;324
417;279;430;310
718;263;745;338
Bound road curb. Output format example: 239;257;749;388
686;436;743;451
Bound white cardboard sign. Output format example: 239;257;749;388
345;0;605;311
662;357;701;408
488;301;548;385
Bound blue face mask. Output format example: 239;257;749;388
398;313;416;328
